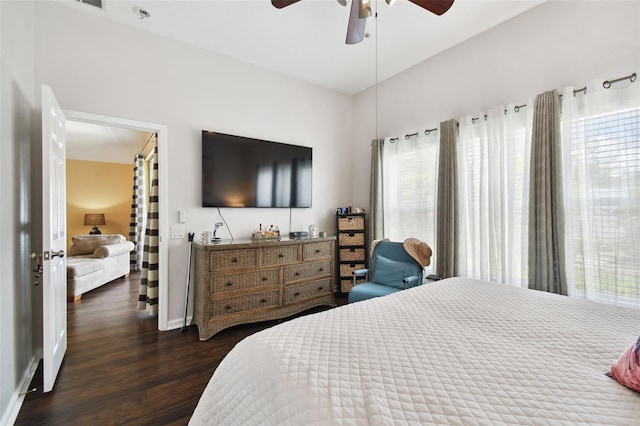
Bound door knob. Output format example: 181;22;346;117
51;250;65;258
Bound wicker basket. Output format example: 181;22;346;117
338;216;365;231
338;232;365;246
339;248;365;262
340;263;365;277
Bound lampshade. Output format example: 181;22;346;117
84;213;106;226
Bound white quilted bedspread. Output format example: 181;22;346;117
190;277;640;425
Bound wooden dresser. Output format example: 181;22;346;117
192;237;336;340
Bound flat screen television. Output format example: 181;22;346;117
202;131;312;208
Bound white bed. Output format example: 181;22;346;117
190;277;640;425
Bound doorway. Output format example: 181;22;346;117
63;110;169;330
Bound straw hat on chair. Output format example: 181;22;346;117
402;238;432;267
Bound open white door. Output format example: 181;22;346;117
41;85;67;392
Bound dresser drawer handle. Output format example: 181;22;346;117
318;268;324;272
315;249;321;253
318;286;324;291
294;292;300;297
260;298;267;303
348;233;355;237
261;276;268;281
350;248;356;252
278;253;284;258
225;304;232;310
225;282;233;287
295;272;300;276
231;257;239;263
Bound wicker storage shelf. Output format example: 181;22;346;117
336;213;367;294
193;238;336;340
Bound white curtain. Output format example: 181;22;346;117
382;132;438;274
561;79;640;308
457;104;533;287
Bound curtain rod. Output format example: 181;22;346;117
389;72;636;136
139;132;157;155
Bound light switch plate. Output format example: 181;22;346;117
178;210;186;223
171;226;185;239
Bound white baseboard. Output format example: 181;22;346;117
0;356;40;426
166;315;194;331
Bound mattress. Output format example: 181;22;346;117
190;277;640;425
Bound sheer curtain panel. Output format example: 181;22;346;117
457;105;532;287
561;79;640;308
382;133;439;274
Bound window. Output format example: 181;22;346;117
562;84;640;308
382;133;438;273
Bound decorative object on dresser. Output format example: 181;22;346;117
192;237;336;340
336;212;367;293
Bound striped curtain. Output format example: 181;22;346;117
138;147;160;315
129;154;146;271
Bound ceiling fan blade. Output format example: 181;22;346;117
346;0;367;44
271;0;302;9
407;0;454;16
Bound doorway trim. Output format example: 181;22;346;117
64;109;170;331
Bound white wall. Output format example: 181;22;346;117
351;0;640;209
0;0;36;423
34;1;353;326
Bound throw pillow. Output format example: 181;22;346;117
608;336;640;393
69;234;125;256
371;255;420;289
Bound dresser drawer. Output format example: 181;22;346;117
284;278;332;304
210;249;258;271
262;245;300;266
302;241;333;260
284;260;332;283
210;269;279;293
211;290;280;317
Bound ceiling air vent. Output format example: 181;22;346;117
76;0;104;10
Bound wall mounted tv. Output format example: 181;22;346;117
202;131;312;208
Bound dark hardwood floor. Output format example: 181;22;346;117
17;272;346;425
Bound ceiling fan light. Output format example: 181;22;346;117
337;0;348;6
385;0;397;5
359;0;372;19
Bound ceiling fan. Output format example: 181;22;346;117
272;0;455;45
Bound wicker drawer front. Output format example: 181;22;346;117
339;248;365;262
340;276;366;293
284;260;332;283
340;263;365;277
302;241;333;260
210;249;258;271
338;216;365;231
284;278;332;304
211;290;280;317
211;269;279;293
338;232;365;246
262;245;300;266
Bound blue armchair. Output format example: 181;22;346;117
348;240;427;303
